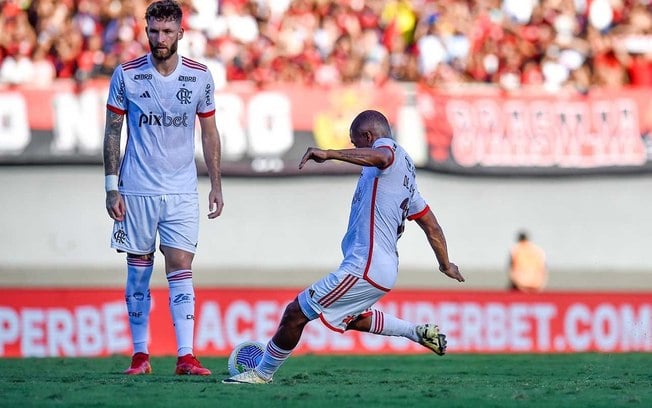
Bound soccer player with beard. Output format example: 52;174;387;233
103;0;223;375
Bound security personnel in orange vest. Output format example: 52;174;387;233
509;231;547;292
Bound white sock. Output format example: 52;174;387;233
126;258;153;354
167;269;195;357
369;309;418;342
255;340;292;380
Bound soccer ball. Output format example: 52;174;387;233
227;341;265;376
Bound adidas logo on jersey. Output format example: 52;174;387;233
140;91;151;98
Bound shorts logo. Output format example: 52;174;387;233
113;229;127;244
176;88;192;104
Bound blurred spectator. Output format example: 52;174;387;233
508;230;548;293
0;4;37;85
31;44;57;86
0;0;651;91
75;32;106;82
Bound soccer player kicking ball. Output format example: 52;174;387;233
103;0;223;376
223;110;464;384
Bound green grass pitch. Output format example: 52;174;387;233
2;353;651;407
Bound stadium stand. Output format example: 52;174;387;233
1;0;651;90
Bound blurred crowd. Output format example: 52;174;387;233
1;0;652;92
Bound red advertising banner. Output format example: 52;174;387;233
0;80;404;176
1;288;650;357
416;85;652;175
3;80;652;175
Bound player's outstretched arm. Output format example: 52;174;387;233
103;109;125;221
299;147;328;169
414;209;465;283
299;146;392;169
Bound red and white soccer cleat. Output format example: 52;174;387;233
124;352;152;375
175;354;212;376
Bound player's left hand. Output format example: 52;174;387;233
440;263;464;282
208;188;224;219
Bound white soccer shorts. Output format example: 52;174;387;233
111;194;199;255
298;269;389;333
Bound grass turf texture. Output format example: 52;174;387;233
2;354;650;407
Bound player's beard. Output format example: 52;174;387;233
150;40;178;61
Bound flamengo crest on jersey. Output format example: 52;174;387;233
338;137;428;290
106;54;216;195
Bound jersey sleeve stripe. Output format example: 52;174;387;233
122;55;148;70
407;204;430;221
197;109;215;118
181;56;207;71
107;104;126;115
181;57;206;68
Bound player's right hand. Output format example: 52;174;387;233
299;147;328;169
106;190;126;221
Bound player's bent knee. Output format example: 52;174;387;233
280;300;309;326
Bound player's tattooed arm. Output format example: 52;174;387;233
300;147;392;169
103;109;126;221
103;110;124;175
331;147;392;168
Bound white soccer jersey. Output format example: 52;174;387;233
339;137;429;290
106;53;216;195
